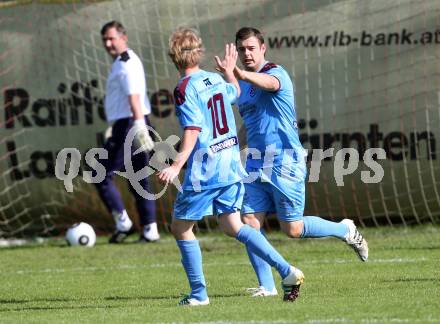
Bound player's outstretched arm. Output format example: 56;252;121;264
233;66;280;92
215;43;241;97
157;128;200;184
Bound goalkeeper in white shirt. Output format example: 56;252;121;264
96;20;159;243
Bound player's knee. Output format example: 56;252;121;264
281;222;303;238
222;228;237;238
170;222;182;238
218;218;241;238
242;215;260;229
218;221;234;237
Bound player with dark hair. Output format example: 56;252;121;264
96;20;159;243
158;27;304;306
234;27;368;297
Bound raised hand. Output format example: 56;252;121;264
215;43;238;75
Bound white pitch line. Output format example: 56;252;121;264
156;318;440;324
304;257;429;264
3;257;432;276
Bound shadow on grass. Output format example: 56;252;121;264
0;292;244;312
385;245;440;251
105;292;243;302
0;297;71;304
381;278;439;283
0;304;125;312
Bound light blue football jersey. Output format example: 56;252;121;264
238;62;304;168
174;69;245;191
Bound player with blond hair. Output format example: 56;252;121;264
158;27;305;306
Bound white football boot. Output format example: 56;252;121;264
341;219;369;262
178;295;209;306
139;222;160;242
109;210;134;244
246;286;278;297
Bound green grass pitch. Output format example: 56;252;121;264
1;226;439;323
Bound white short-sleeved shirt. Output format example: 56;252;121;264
104;48;151;123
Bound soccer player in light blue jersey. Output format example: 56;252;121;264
233;27;369;297
158;27;304;306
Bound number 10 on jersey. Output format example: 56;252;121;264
208;93;229;139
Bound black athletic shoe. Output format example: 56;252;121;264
281;266;305;302
137;235;158;243
109;226;135;243
282;284;301;302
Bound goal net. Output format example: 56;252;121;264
1;0;439;238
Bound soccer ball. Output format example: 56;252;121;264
65;222;96;247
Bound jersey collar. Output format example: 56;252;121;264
256;61;269;73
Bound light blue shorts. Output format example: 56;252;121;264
241;163;306;222
173;182;245;221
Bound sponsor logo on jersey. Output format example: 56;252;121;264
203;78;212;86
210;136;238;153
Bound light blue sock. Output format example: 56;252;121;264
246;229;275;291
236;225;291;279
301;216;349;239
176;240;208;301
